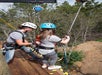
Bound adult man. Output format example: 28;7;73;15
3;22;37;63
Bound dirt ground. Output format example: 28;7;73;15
72;41;102;75
0;41;102;75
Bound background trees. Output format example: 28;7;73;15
0;0;102;44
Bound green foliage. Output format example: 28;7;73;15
68;51;84;65
57;50;84;70
96;39;102;42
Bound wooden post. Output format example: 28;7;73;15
0;51;11;75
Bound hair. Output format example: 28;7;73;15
18;26;28;29
40;29;55;39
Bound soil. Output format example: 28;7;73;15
72;41;102;75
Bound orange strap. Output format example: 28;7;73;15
36;35;41;41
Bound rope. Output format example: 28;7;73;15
67;3;83;34
62;3;85;68
67;2;88;60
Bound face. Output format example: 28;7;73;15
41;29;49;32
26;27;34;32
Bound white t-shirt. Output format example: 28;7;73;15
39;35;61;55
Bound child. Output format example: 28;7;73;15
36;23;70;70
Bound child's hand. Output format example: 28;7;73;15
61;35;70;44
65;35;70;39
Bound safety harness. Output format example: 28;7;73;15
2;31;25;55
5;30;25;49
2;31;43;58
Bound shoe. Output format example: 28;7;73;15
48;65;61;70
42;64;47;68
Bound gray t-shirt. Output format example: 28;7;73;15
39;35;61;55
7;30;26;43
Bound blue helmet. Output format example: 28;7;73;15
40;23;56;29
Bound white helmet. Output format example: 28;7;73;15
21;22;37;29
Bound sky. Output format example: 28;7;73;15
0;0;102;11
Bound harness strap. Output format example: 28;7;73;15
3;30;25;50
39;46;54;50
9;30;25;42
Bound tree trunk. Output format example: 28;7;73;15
0;52;11;75
83;26;89;42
